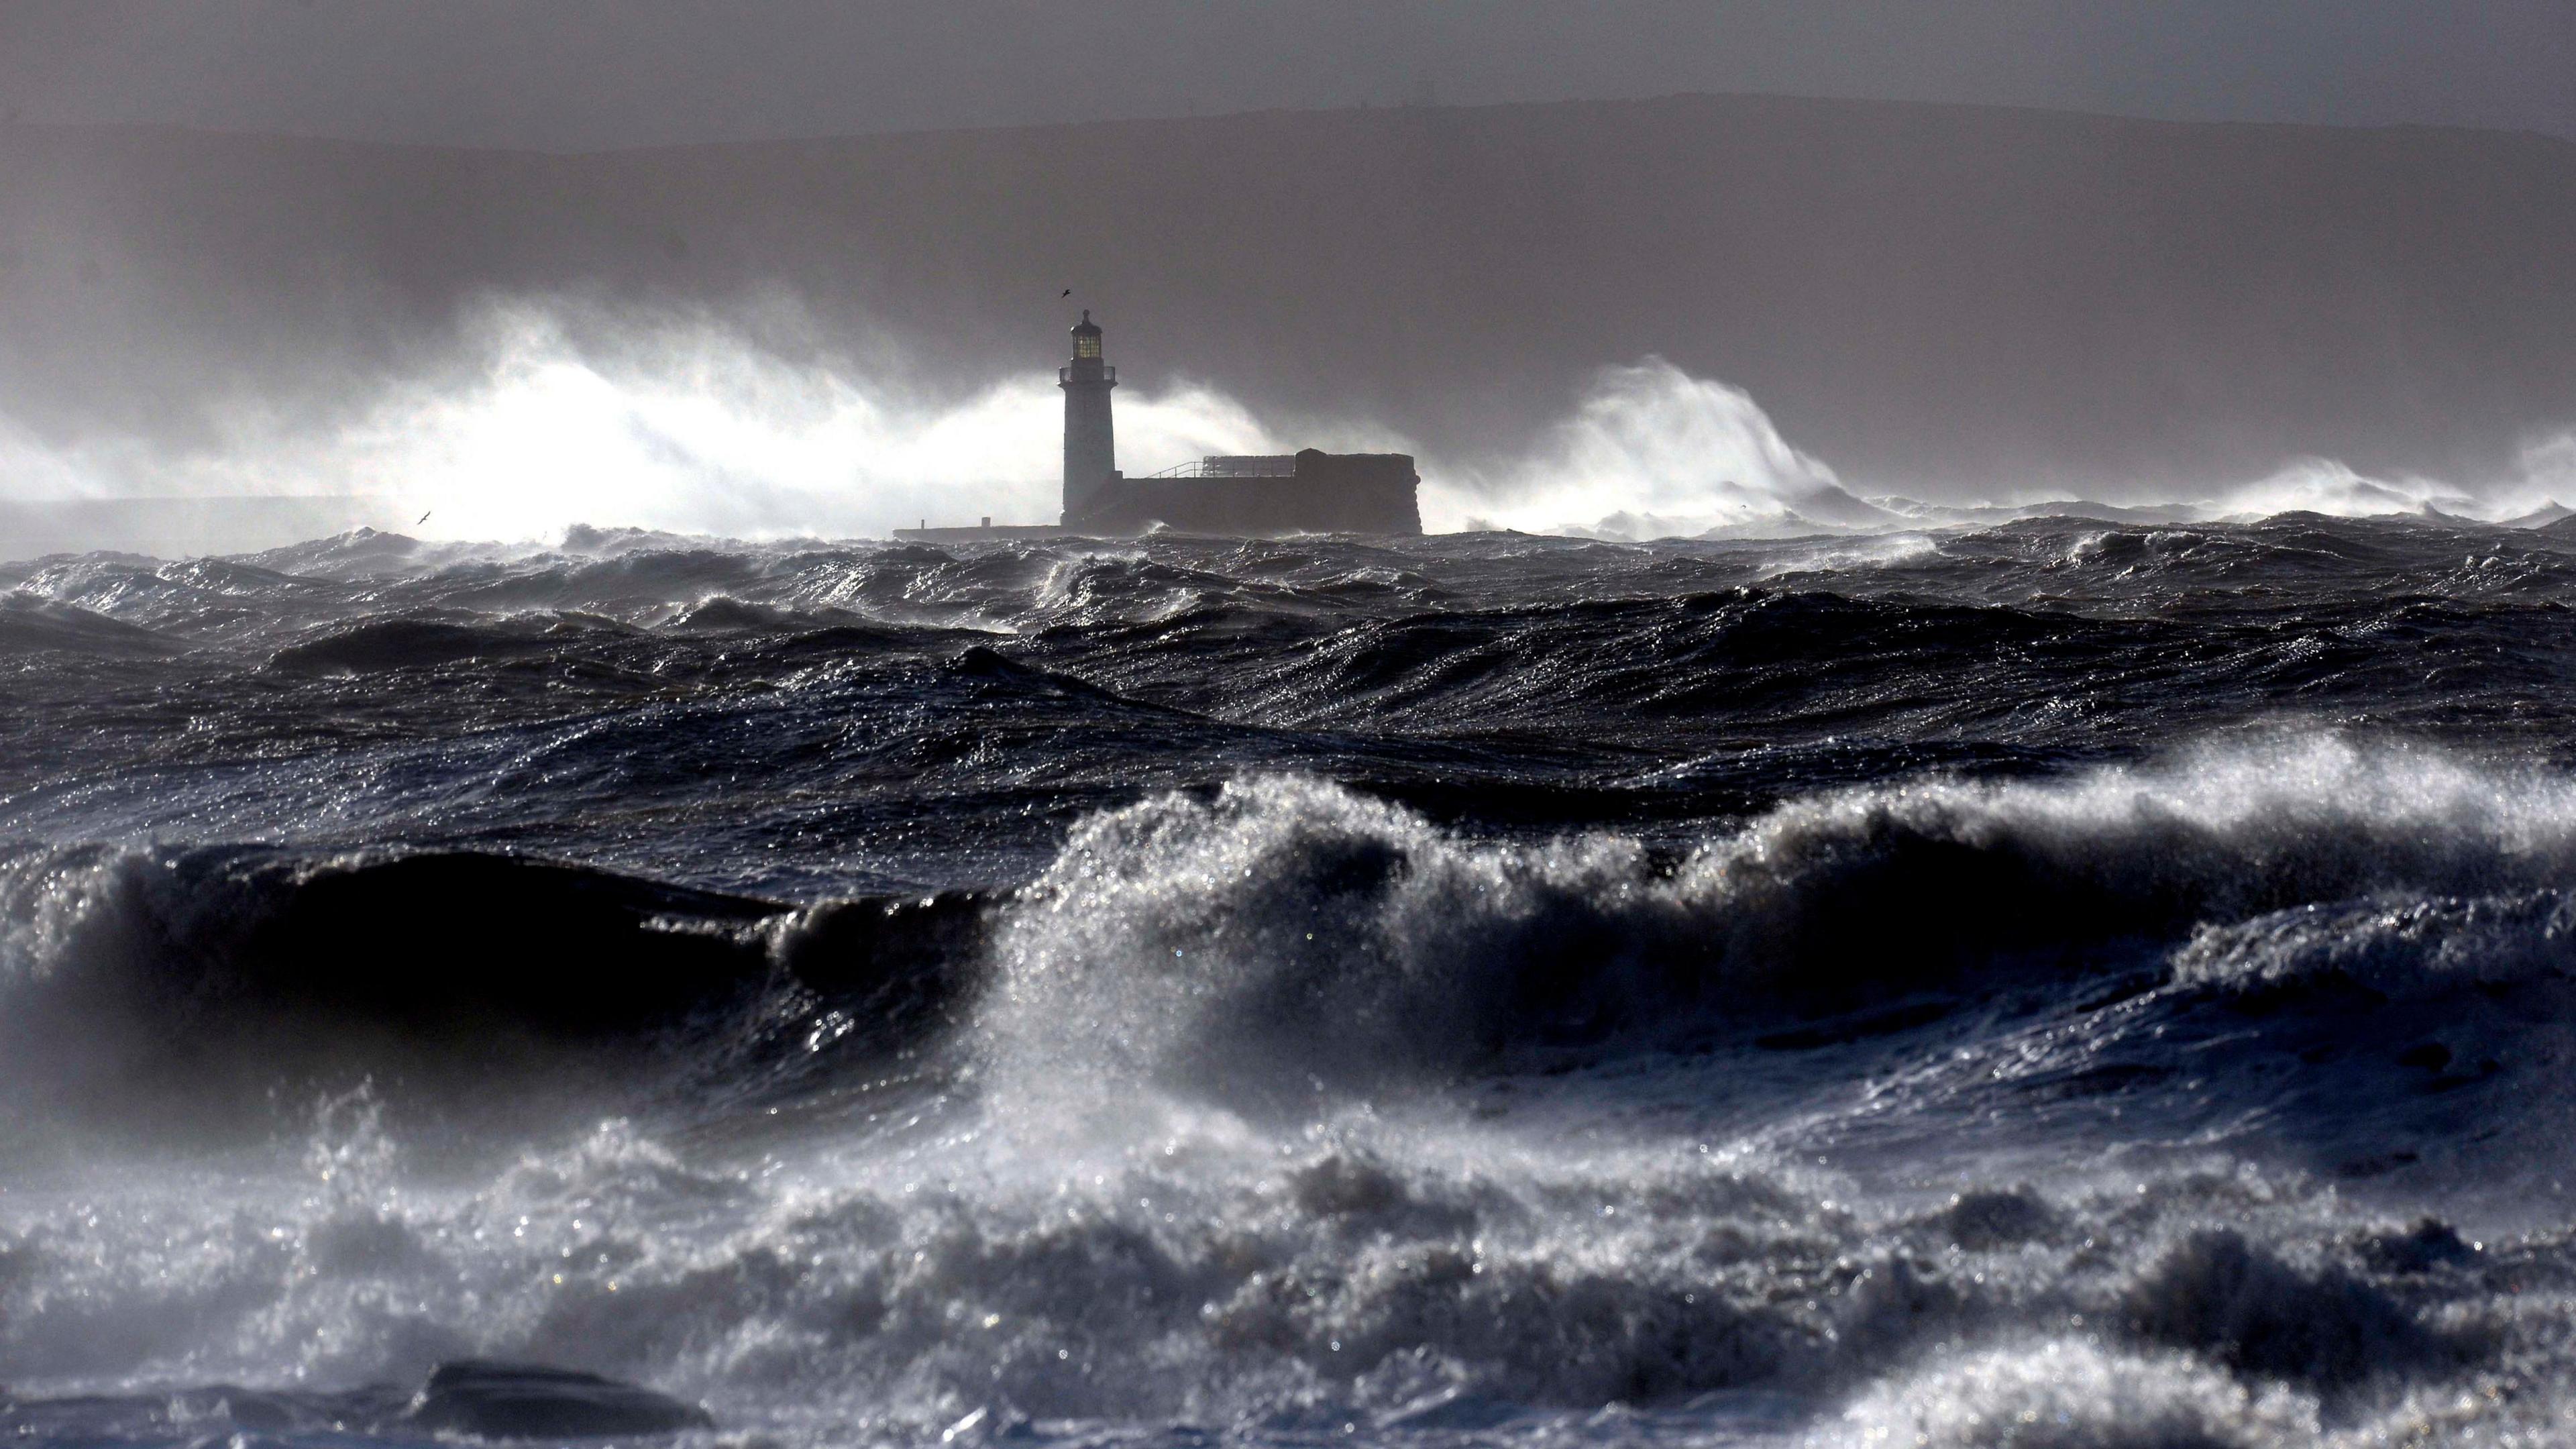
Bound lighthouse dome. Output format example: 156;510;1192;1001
1070;309;1103;359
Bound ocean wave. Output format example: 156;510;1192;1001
16;733;2576;1132
980;737;2576;1106
266;615;610;672
0;590;176;656
28;512;2576;1446
0;845;985;1132
2171;889;2576;1002
0;1112;2522;1433
1834;1341;2322;1449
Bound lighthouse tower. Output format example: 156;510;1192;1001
1059;311;1117;523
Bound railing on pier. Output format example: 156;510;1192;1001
1138;455;1298;480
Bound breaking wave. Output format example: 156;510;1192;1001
17;733;2576;1137
0;845;983;1138
981;736;2576;1110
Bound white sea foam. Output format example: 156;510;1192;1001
973;735;2576;1120
14;737;2576;1443
1835;1341;2322;1448
4;1065;2563;1446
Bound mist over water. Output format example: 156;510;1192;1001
0;301;1291;543
7;296;2575;555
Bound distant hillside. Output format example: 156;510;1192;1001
3;94;2573;496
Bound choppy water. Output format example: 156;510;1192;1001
9;515;2576;1446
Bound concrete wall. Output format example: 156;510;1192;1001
1071;450;1419;536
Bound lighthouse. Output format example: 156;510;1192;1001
897;309;1417;541
1059;310;1117;523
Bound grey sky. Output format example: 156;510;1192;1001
3;0;2571;150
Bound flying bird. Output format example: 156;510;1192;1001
1061;288;1071;297
417;511;432;525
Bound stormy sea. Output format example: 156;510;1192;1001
12;512;2576;1448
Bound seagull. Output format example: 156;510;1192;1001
417;510;432;525
1061;288;1071;297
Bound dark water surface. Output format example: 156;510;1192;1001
8;517;2576;1446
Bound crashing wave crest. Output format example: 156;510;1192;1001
981;735;2576;1104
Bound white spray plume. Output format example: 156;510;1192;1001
0;301;1286;543
2164;433;2576;524
1421;358;1882;539
2198;456;2475;519
1426;366;2576;535
2511;429;2576;513
9;303;2576;547
0;415;121;502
